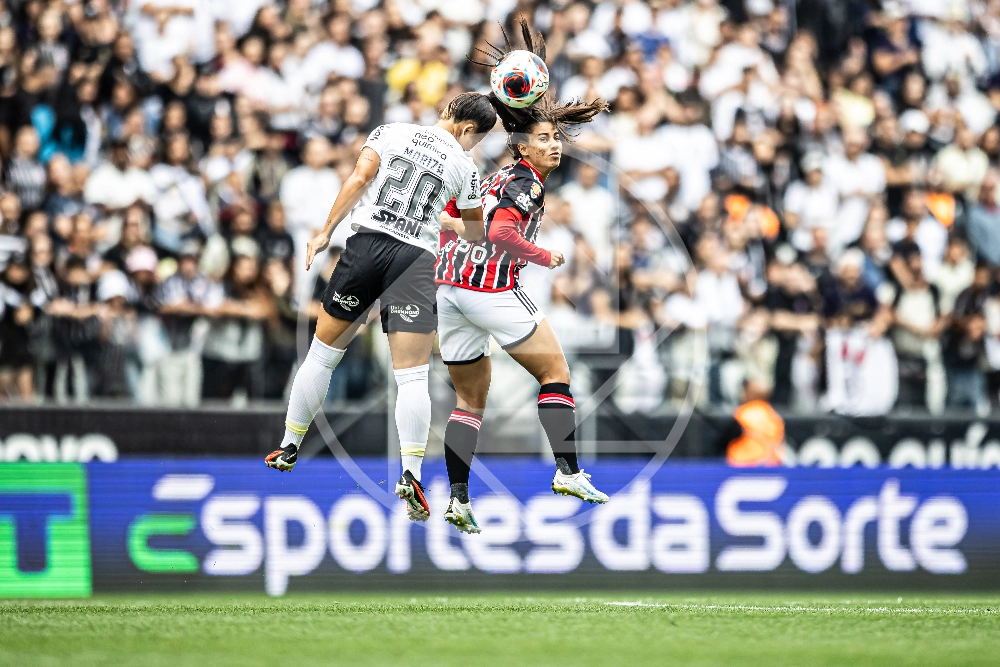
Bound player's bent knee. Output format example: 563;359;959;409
315;311;357;349
534;359;570;387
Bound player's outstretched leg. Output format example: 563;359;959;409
266;335;346;472
507;320;608;504
392;363;431;521
443;408;483;533
386;330;436;522
442;356;490;533
538;383;608;504
267;310;358;472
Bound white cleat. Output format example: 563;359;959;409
444;497;482;534
551;469;609;504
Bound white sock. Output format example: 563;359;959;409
282;337;346;448
394;364;429;481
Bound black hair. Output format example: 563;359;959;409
63;256;88;274
442;92;499;135
471;17;609;159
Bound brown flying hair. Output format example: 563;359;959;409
472;16;609;159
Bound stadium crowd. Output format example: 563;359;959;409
2;0;1000;416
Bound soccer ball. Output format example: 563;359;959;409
490;50;549;109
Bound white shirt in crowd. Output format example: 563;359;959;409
694;269;744;328
559;180;615;269
298;39;365;91
657;123;719;211
559;72;629;104
822;152;886;250
823;327;899;416
920;21;987;84
886;214;949;279
148;163;213;250
84;161;156;210
783;178;840;251
280;164;342;300
133;0;199;78
611;132;670;201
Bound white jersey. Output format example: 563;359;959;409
352;123;481;255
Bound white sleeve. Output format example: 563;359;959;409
455;165;482;210
361;124;391;157
783;183;805;214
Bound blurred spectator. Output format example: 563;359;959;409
157;242;210;407
823;126;886;252
967;171;1000;265
559;163;615;269
260;258;297;399
0;252;38;399
765;257;821;407
149;133;211;255
83;139;154;238
279;136;340;300
933;236;975;314
725;382;786;467
695;236;745;404
944;262;990;412
520;196;575;315
887;188;948;280
891;248;947;412
257;200;295;273
6;126;46;211
201;250;268;401
48;256;101;403
934;125;989;200
102;205;148;273
871;4;921;98
124;245;166;403
783;152;837;252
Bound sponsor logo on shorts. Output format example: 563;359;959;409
389;304;420;323
332;292;360;310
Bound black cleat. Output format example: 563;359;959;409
265;445;298;472
395;470;430;521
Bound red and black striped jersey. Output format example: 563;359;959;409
435;159;545;292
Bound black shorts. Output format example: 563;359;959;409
322;230;437;334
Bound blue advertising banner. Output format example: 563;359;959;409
3;460;1000;596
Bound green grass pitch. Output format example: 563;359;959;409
3;592;999;666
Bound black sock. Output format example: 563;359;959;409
450;483;470;504
443;409;482;493
538;383;580;474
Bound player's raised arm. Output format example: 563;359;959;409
305;146;381;270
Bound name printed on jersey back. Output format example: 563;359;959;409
353;124;478;255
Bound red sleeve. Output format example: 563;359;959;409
444;198;460;218
486;207;551;267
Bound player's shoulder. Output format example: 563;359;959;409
507;160;545;195
367;122;417;142
498;161;544;213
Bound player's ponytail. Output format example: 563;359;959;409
543;98;611;141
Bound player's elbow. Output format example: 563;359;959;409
486;225;508;244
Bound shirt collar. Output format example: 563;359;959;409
518;158;543;180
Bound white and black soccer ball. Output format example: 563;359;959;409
490;49;549;109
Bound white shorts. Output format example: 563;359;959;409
437;283;545;365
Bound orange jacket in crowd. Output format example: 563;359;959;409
726;399;786;467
